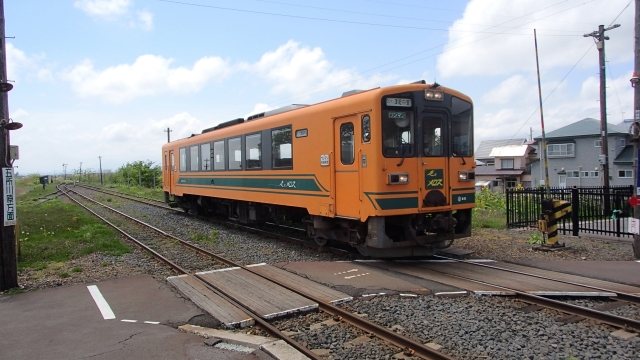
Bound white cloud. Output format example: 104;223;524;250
11;109;28;119
74;0;131;18
6;43;51;82
482;75;532;105
245;103;274;118
137;9;153;31
437;0;633;78
251;40;396;97
62;55;232;104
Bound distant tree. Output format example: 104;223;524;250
114;160;161;188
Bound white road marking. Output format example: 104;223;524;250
144;321;160;324
87;285;116;320
121;319;137;323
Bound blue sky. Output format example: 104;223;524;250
6;0;635;175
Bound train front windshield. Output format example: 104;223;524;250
382;110;414;157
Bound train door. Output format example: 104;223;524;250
168;150;176;194
418;113;450;211
334;117;360;219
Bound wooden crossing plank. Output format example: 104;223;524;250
494;262;640;295
197;267;317;319
417;262;615;296
247;263;353;305
167;274;254;328
362;261;513;295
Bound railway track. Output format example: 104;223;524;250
75;183;357;259
426;255;640;332
60;184;453;360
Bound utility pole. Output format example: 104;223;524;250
0;0;16;291
164;127;172;143
62;163;67;180
98;156;103;185
632;0;640;259
79;162;82;183
584;24;620;189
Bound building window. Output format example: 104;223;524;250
200;142;211;171
547;143;574;157
245;133;262;169
619;170;633;178
213;140;225;170
580;171;589;178
505;178;517;188
228;137;241;170
567;171;579;178
272;127;292;168
594;139;601;147
492;180;502;187
501;158;514;169
590;171;599;178
620;138;626;147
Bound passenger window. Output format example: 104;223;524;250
171;153;175;171
179;148;186;172
200;142;211;171
245;133;262;169
190;146;199;171
340;123;355;165
362;115;371;142
213;140;225;170
228;137;241;170
272;127;292;168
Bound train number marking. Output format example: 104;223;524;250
320;154;329;166
279;181;296;188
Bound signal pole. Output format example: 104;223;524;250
98;156;103;185
584;24;620;190
632;0;640;259
62;163;67;180
164;127;172;143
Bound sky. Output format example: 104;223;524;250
5;0;636;175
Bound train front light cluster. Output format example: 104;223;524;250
388;173;409;185
425;89;444;101
458;171;475;182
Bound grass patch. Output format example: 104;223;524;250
189;230;218;244
17;179;131;271
104;184;164;201
71;267;83;273
472;208;506;229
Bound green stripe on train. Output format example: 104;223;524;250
178;177;323;192
375;197;419;210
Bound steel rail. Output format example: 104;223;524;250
419;261;640;332
58;185;323;360
64;185;451;359
76;184;175;211
78;183;166;203
434;255;640;306
75;183;356;259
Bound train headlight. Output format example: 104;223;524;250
458;171;475;182
425;89;444;101
388;173;409;185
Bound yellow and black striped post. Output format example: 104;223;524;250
538;199;572;247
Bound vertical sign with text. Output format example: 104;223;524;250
3;167;15;226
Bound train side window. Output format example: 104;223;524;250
228;137;241;170
179;148;186;172
272;127;292;168
213;140;225;170
340;122;355;165
362;115;371;143
171;152;175;171
190;146;199;171
245;133;262;169
200;142;211;171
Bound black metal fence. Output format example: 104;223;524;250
506;186;634;238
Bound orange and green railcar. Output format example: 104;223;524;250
162;81;475;257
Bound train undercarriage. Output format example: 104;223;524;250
166;192;472;258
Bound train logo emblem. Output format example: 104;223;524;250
425;169;444;189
